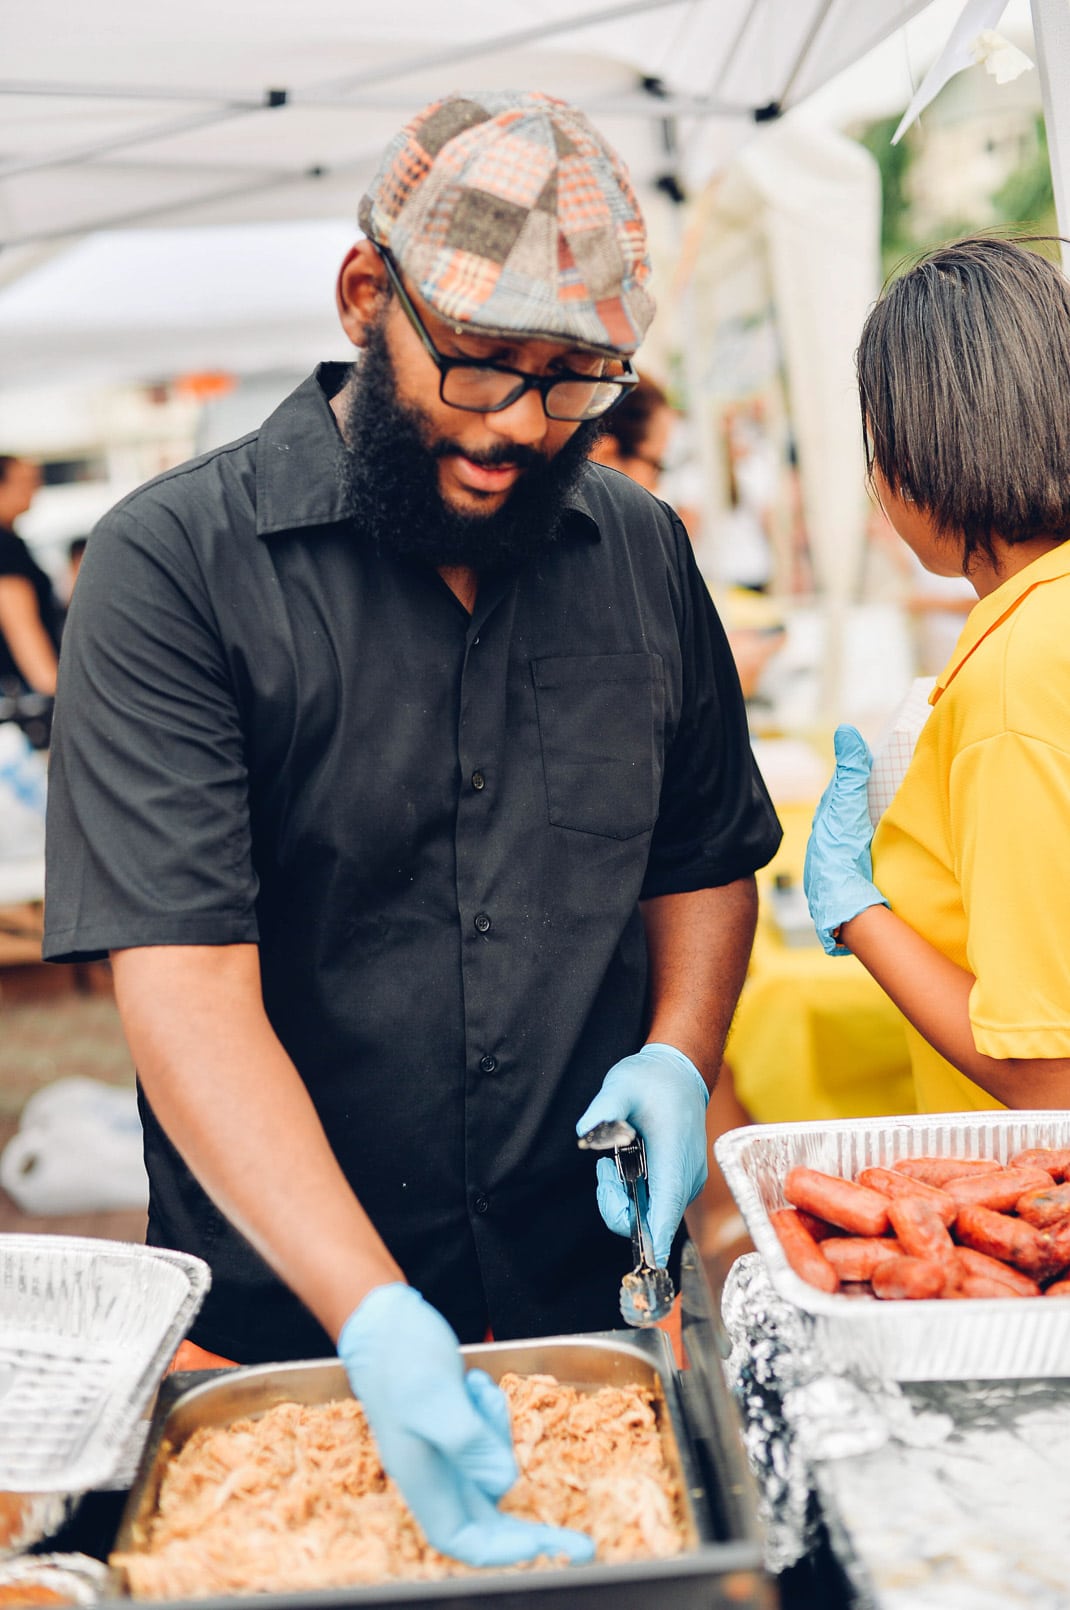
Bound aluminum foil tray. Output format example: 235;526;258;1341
715;1110;1070;1381
0;1234;210;1493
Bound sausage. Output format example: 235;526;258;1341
953;1205;1056;1279
1015;1181;1070;1229
944;1166;1053;1212
769;1208;840;1292
892;1156;999;1188
822;1236;903;1282
1043;1277;1070;1296
887;1196;955;1261
892;1156;997;1187
856;1166;957;1226
1038;1218;1070;1281
1009;1147;1070;1182
944;1271;1021;1299
795;1208;841;1242
783;1166;890;1236
953;1246;1041;1296
872;1256;948;1300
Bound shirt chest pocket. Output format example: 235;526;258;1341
532;653;665;840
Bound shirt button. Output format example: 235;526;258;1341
474;1194;489;1214
479;1053;498;1074
471;770;486;791
474;911;491;934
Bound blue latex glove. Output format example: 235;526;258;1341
337;1284;594;1568
575;1043;709;1268
803;723;890;956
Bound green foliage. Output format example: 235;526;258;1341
855;115;914;270
854;109;1059;277
991;114;1058;251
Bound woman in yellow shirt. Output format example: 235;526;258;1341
805;236;1070;1112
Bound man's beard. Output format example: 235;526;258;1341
339;320;604;574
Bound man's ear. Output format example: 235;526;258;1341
336;240;389;349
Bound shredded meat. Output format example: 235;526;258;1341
112;1373;686;1598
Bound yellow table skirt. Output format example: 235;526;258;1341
725;801;915;1122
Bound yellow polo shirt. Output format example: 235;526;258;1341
873;543;1070;1112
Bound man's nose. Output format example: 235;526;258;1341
484;386;548;449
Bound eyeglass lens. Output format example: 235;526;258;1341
441;366;628;421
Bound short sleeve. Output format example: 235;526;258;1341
952;730;1070;1057
43;503;260;962
0;528;26;577
640;516;782;898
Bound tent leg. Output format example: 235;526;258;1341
1031;0;1070;274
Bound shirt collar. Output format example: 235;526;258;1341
256;364;353;537
932;540;1070;702
256;362;601;544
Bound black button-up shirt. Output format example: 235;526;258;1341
44;365;781;1361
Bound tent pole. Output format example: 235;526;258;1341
1030;0;1070;275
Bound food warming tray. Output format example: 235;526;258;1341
716;1109;1070;1380
0;1235;210;1493
113;1325;774;1610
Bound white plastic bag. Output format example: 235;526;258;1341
0;722;46;860
0;1077;148;1215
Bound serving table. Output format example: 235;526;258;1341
723;1253;1070;1609
16;1243;789;1610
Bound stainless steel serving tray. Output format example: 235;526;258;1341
0;1234;210;1493
716;1110;1070;1381
113;1330;773;1610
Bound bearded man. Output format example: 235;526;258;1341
44;91;781;1566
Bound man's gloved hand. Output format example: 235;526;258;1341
575;1043;708;1268
803;723;889;956
337;1284;594;1568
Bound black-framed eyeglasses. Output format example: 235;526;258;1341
375;245;637;422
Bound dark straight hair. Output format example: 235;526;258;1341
857;236;1070;568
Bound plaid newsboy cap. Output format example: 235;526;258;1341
358;90;655;356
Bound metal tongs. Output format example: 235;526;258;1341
577;1118;675;1326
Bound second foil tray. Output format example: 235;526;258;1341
716;1109;1070;1381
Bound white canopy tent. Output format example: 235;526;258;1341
677;121;885;721
2;1;934;253
0;0;941;391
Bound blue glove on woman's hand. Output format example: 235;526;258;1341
803;723;889;956
338;1284;594;1568
575;1043;709;1268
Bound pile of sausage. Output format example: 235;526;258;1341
771;1148;1070;1299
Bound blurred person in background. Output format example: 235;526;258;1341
704;401;776;597
589;382;784;703
0;456;60;745
50;535;90;650
65;535;88;599
587;370;675;493
806;237;1070;1113
45;91;780;1567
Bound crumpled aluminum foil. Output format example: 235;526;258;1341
720;1254;952;1573
814;1377;1070;1610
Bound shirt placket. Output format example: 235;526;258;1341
454;580;516;1231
